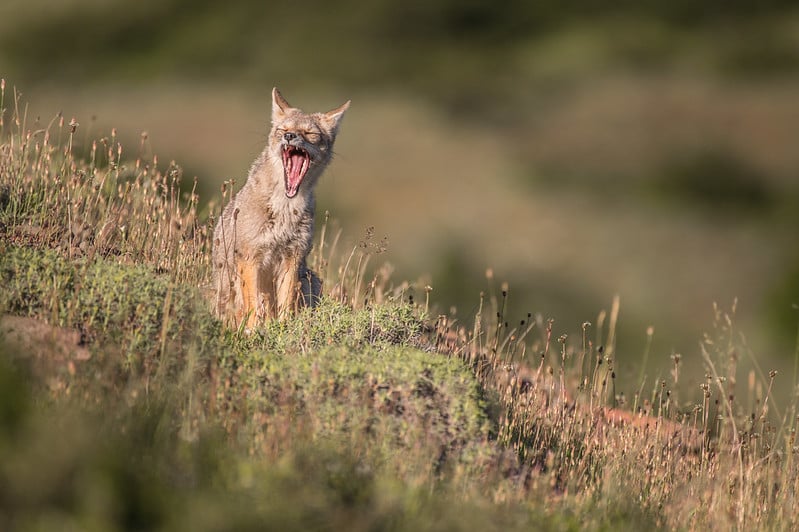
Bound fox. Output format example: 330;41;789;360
212;88;350;328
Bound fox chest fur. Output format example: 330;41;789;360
230;163;316;265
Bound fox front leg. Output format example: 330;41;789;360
275;257;301;320
236;258;262;329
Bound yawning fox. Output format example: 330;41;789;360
212;88;350;327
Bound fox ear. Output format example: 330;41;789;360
320;100;351;134
272;87;292;121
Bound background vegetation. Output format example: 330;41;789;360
1;2;799;528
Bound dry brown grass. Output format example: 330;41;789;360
0;83;209;286
431;284;799;529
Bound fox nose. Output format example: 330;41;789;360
283;131;297;141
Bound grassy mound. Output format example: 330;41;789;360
0;242;516;530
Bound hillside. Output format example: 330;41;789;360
1;89;798;530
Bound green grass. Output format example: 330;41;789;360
2;88;799;531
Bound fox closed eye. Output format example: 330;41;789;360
276;128;322;142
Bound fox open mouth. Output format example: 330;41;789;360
282;145;310;198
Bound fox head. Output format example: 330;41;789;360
268;88;350;199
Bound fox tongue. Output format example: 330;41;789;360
285;151;308;197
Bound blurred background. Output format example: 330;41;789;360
1;0;797;393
